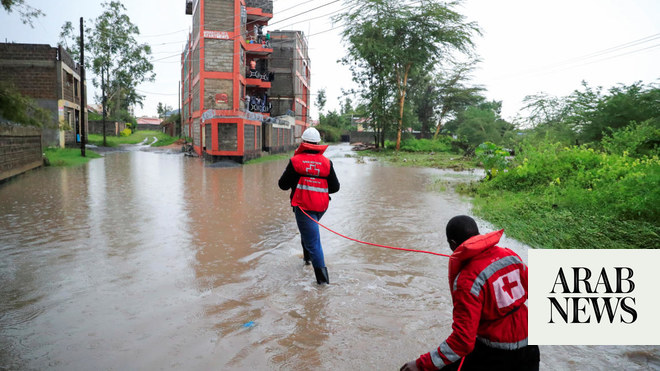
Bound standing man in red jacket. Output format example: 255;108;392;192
278;127;340;284
401;215;539;371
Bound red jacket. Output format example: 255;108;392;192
290;142;331;212
417;230;529;370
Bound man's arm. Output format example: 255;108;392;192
327;161;340;194
405;289;483;371
278;160;297;190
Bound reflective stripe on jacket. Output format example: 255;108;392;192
290;143;331;212
417;230;529;370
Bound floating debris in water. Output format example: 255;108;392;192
242;321;255;328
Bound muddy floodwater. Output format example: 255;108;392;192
1;143;658;370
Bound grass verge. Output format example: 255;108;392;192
244;152;292;165
469;189;659;250
356;149;477;170
88;130;178;147
44;147;101;167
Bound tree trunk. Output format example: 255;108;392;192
395;63;411;151
433;106;450;139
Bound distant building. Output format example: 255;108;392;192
136;117;163;131
181;0;310;162
0;43;87;148
269;30;311;130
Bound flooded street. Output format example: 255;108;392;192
1;143;658;370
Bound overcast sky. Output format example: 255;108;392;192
1;0;658;121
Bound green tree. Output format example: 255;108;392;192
577;82;660;142
338;13;397;148
157;102;173;118
522;81;660;145
432;62;484;139
339;0;479;151
60;1;155;118
2;0;43;27
446;100;514;147
315;88;327;116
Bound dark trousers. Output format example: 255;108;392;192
443;341;540;371
294;207;326;268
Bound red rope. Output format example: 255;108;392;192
458;356;465;370
299;207;463;370
298;207;451;258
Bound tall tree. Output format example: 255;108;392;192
522;81;660;145
338;9;397;148
339;0;480;150
315;88;327;116
2;0;43;27
157;102;173;118
432;61;484;138
60;1;154;118
444;100;514;147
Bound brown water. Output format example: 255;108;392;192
1;143;658;370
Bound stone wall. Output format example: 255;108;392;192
217;122;237;151
88;121;125;136
0;123;42;182
349;131;377;145
204;0;233;28
0;43;58;100
204;39;233;72
204;78;233;110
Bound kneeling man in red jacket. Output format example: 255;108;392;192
401;215;539;371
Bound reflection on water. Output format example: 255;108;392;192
0;145;658;370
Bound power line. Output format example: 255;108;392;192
491;33;660;82
537;33;660;70
267;0;341;27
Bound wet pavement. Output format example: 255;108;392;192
1;143;658;370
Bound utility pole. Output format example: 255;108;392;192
79;17;86;157
102;65;107;147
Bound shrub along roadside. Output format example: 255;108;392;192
469;142;659;249
88;130;178;147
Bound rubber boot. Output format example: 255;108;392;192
314;267;329;285
303;247;311;265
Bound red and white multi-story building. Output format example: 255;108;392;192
181;0;311;162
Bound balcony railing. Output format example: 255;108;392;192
246;69;274;82
246;95;272;113
245;0;273;14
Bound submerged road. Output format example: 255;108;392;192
0;143;658;369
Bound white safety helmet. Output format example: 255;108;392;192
301;127;321;143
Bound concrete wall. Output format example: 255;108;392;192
263;123;294;153
204;78;233;110
217;122;237;151
137;124;161;131
204;0;233;28
204;39;233;72
0;123;42;182
0;43;58;100
349;131;377;145
89;120;125;136
1;43;86;149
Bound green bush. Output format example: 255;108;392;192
384;137;455;152
316;125;342;143
475;142;510;179
601;119;660;157
480;143;660;221
120;128;132;137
